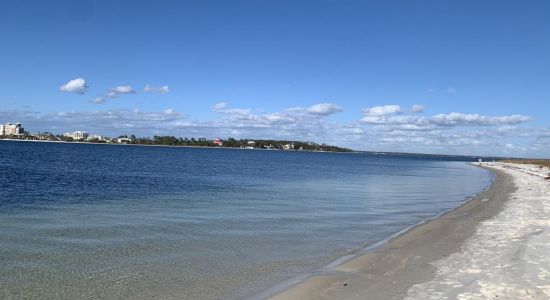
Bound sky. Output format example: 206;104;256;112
1;0;549;157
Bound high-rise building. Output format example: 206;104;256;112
0;123;24;136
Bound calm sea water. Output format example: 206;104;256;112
0;141;492;299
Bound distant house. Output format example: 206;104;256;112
63;131;88;141
213;138;223;146
283;143;294;150
117;137;132;144
244;140;255;149
86;135;105;142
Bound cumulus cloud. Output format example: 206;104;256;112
538;128;550;137
106;85;135;98
59;78;88;94
52;108;182;127
362;105;403;116
163;108;179;115
1;101;543;157
305;103;343;116
89;97;105;104
411;104;424;113
213;102;227;112
208;103;533;154
212;102;342;126
143;84;170;93
430;113;531;126
361;108;531;129
212;103;252;120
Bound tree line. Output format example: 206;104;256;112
1;132;352;153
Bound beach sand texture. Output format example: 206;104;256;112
267;163;550;300
405;163;550;299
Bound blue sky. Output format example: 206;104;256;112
1;0;549;156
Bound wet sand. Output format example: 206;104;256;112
267;163;550;299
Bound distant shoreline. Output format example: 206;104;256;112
1;138;525;160
0;138;352;154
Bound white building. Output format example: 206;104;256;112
117;137;132;143
63;131;89;141
283;143;294;150
86;135;105;142
0;123;24;136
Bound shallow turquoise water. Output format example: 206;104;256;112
0;141;491;299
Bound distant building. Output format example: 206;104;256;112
117;137;132;143
86;135;105;142
63;131;89;141
283;143;294;150
0;123;24;136
213;138;223;146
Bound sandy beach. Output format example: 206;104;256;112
266;162;550;299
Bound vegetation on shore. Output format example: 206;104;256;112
501;159;550;168
1;133;352;153
118;136;351;152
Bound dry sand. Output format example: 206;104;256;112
264;163;550;300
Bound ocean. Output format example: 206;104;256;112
0;140;492;299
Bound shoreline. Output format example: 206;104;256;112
0;138;351;154
260;164;515;300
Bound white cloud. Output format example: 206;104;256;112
411;104;424;113
362;105;403;116
361;109;531;128
539;128;550;137
430;112;531;126
144;84;170;93
213;102;343;126
305;103;343;116
59;78;88;94
106;85;135;98
212;103;252;120
163;108;179;115
1;102;544;157
89;97;105;104
213;102;227;112
112;86;134;93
